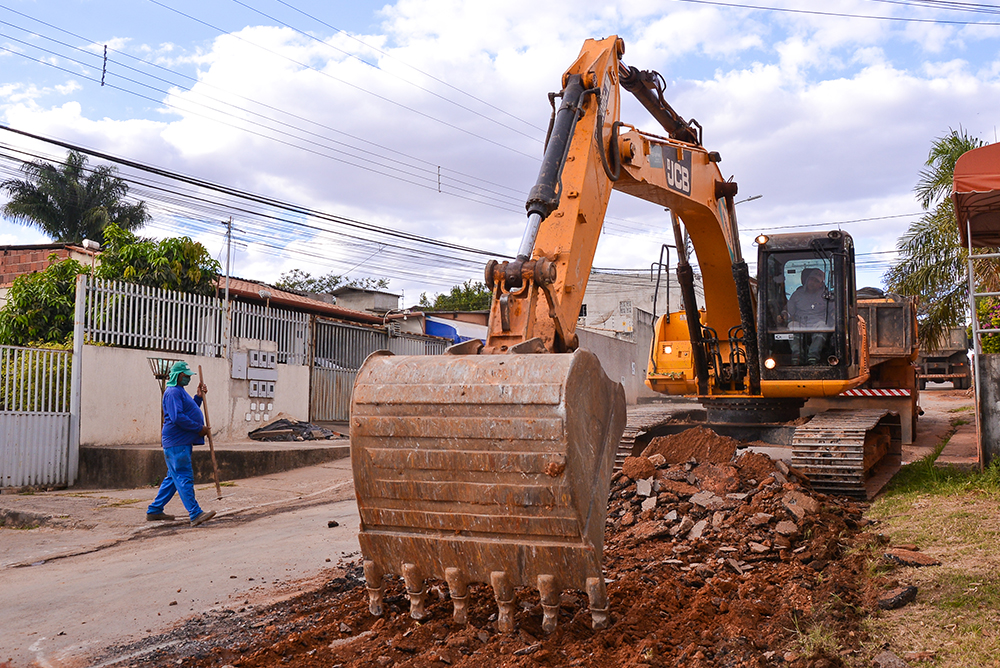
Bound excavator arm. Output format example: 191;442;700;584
348;35;834;635
482;36;756;375
483;36;625;354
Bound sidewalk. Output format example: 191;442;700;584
935;425;980;470
76;436;350;488
903;388;977;467
0;457;355;568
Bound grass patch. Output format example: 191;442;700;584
862;568;1000;667
791;620;841;659
876;417;1000;502
864;418;1000;666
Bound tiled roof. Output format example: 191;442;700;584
219;277;383;324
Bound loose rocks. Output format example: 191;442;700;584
878;585;919;610
621;456;656;481
885;549;941;567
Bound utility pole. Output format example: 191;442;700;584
223;218;233;359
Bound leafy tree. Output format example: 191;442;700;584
0;255;87;345
1;150;150;244
275;269;342;293
419;280;492;311
275;269;389;294
95;224;221;295
884;128;1000;349
0;227;220;346
346;276;391;291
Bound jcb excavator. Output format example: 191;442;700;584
350;35;892;632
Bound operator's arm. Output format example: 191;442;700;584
784;289;802;323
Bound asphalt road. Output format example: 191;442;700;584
0;387;973;668
1;485;361;667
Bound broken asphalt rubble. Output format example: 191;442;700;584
248;415;341;442
98;426;940;668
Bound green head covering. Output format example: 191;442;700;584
166;360;196;387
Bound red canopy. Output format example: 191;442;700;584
953;142;1000;248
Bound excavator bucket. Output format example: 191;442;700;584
350;348;627;632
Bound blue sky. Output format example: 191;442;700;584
2;0;1000;299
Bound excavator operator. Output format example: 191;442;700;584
783;267;833;365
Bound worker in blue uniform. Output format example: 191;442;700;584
146;360;216;527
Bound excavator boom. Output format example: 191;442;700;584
352;36;630;633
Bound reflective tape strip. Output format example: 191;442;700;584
839;388;911;397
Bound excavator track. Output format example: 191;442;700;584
791;409;898;499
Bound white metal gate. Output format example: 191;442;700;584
310;319;448;422
0;345;74;487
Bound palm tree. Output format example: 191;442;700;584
1;150;150;244
884;128;1000;349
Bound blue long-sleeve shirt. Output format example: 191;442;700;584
162;385;206;448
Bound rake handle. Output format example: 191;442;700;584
198;365;223;500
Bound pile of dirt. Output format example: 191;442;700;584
104;429;875;668
641;426;740;465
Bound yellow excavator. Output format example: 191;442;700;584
350;35;891;632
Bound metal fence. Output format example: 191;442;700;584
82;277;310;364
230;301;310;366
0;345;73;487
310;318;447;421
83;277;224;356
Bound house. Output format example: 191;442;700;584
0;242;100;307
578;269;703;341
221;277;383;326
330;285;401;314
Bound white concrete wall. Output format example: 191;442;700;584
578;315;660;405
580;272;703;338
79;345;310;446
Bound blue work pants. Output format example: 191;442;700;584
147;445;203;520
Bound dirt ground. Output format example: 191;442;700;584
96;430;887;668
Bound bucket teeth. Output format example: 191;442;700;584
363;560;384;617
445;567;469;624
537;574;560;633
490;571;516;633
402;563;427;620
363;564;610;632
587;577;609;630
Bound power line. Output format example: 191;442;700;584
741;212;922;232
145;0;540;160
228;0;545;142
267;0;546;135
0;129;511;266
672;0;1000;25
0;21;529;210
0;2;534;197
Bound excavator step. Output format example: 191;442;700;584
791;409;897;499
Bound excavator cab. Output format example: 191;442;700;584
756;230;862;382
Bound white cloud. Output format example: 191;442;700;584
2;0;999;296
0;224;49;246
86;37;132;54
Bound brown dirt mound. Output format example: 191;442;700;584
642;426;739;465
621;455;656;480
102;446;874;668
